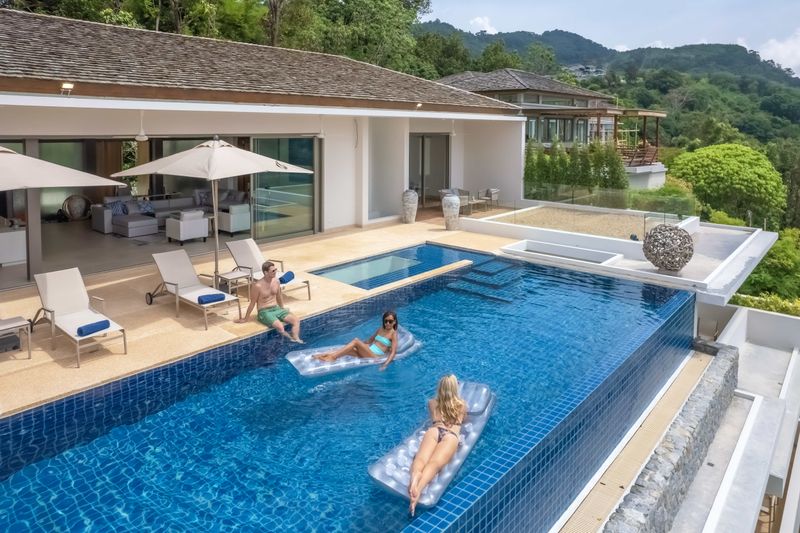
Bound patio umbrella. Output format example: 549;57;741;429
111;137;313;284
0;146;126;192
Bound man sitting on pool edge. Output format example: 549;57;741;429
235;261;304;343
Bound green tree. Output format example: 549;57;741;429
99;8;142;27
644;69;683;94
669;143;787;227
739;228;800;298
413;32;470;79
523;42;560;75
216;0;266;43
474;40;522;71
766;138;800;228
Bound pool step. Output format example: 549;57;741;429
447;280;516;303
472;259;514;275
462;269;522;288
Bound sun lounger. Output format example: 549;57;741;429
369;381;496;509
286;325;421;377
147;250;241;330
225;238;311;299
32;267;127;367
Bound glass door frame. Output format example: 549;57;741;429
409;133;450;208
248;135;322;242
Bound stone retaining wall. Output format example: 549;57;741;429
604;341;738;532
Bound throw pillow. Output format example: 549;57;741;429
234;190;247;203
138;200;155;215
198;190;212;207
124;201;141;215
218;189;231;202
107;200;126;216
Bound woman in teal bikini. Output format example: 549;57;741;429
314;311;399;371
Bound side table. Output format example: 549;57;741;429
216;269;252;300
0;316;31;359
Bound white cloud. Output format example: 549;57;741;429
613;44;630;52
645;40;668;49
760;28;800;75
469;16;497;34
736;37;749;49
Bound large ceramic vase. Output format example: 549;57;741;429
401;189;418;224
442;194;460;230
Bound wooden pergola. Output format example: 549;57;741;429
526;107;667;147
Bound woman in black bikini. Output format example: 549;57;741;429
408;374;467;516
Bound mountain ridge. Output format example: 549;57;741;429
415;20;799;87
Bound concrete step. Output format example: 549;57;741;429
446;280;516;303
471;259;514;275
462;268;522;288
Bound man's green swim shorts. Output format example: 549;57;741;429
258;306;290;325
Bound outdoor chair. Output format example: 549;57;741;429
479;188;500;208
32;267;127;367
147;250;242;330
166;210;209;245
225;238;311;300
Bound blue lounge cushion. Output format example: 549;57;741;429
107;200;126;216
279;271;295;284
138;200;155;215
198;293;225;305
77;320;110;337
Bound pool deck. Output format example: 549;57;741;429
0;218;730;531
0;221;516;417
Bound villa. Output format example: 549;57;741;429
439;68;668;189
1;8;799;533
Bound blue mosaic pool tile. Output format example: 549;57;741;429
461;269;521;288
1;252;694;533
404;290;695;533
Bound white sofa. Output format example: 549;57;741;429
218;204;251;235
91;195;159;237
166;210;209;245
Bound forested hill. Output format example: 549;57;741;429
415;20;615;64
415;20;799;87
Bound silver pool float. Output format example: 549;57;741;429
286;325;422;377
368;381;496;509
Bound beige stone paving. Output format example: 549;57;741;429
0;221;515;416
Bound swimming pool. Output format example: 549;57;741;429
0;252;694;531
310;244;488;289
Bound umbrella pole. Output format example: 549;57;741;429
212;180;220;289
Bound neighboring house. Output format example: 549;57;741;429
439;68;668;188
0;9;525;282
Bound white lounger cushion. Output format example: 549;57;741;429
368;382;496;509
286;326;421;377
176;286;238;307
226;238;309;289
55;309;124;341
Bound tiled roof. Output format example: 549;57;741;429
438;69;612;100
0;9;518;113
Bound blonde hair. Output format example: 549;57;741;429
435;375;465;426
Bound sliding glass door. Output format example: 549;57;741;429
409;134;449;207
251;138;317;240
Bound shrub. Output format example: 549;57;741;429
708;209;746;226
729;293;800;317
669;143;786;228
739;228;800;299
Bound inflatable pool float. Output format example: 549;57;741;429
368;381;496;509
286;325;421;377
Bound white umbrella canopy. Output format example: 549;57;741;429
112;138;313;283
0;146;126;192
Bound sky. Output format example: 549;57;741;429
422;0;800;75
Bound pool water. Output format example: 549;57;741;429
0;256;691;532
311;244;489;289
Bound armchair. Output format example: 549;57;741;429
166;210;209;245
218;204;251;236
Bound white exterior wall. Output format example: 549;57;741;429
462;120;525;205
0;103;523;231
369;117;408;220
